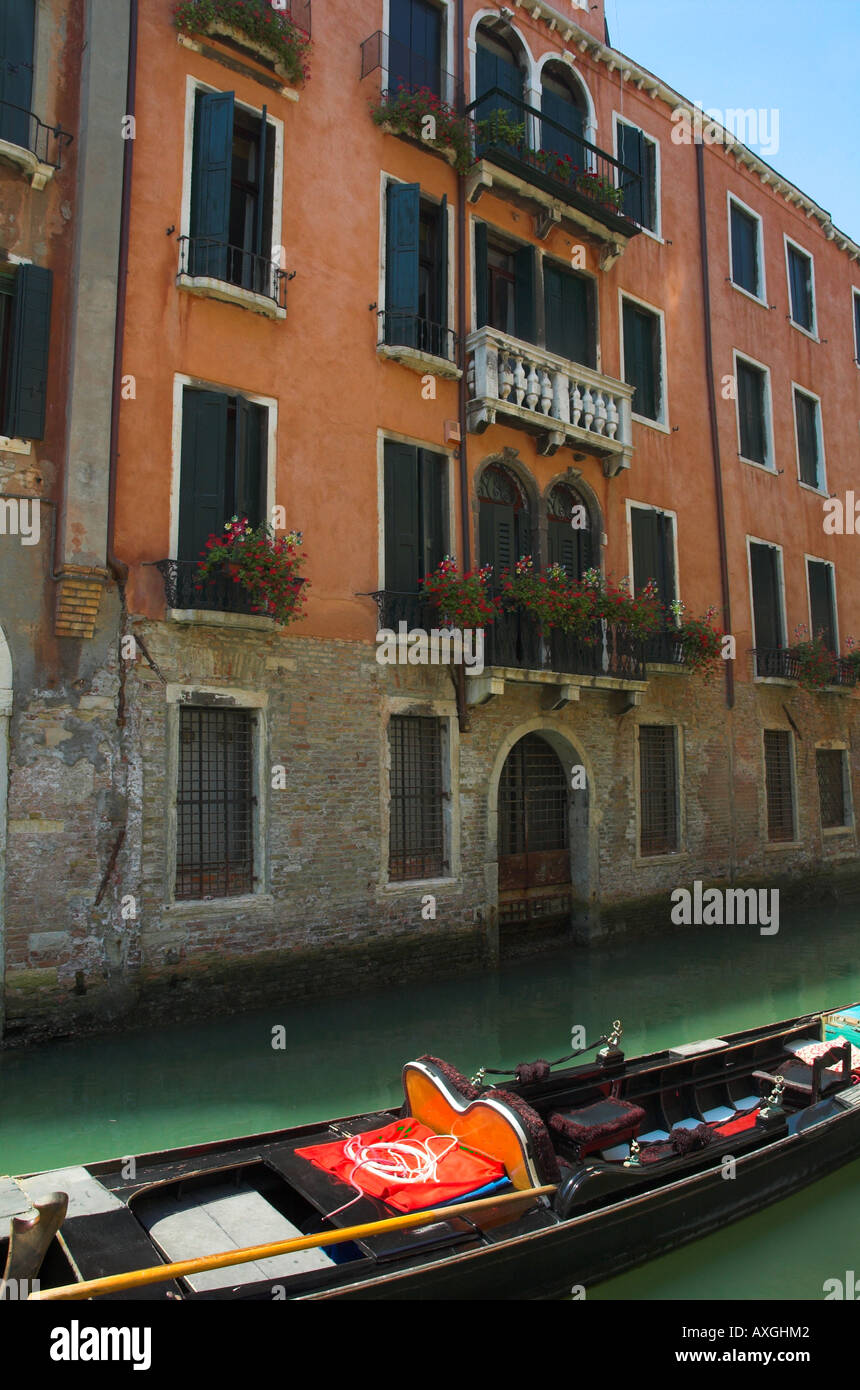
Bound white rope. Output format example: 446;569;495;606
323;1132;462;1221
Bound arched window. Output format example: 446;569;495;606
475;21;525;137
540;63;588;168
546;481;595;580
478;464;530;583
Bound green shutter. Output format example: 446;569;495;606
617;122;643;225
738;361;766;464
656;511;675;608
750;543;782;650
631;507;660;597
386;182;420;348
0;0;35;147
191;89;234;279
808;561;835;651
474;221;488;329
384;442;421;593
548;521;577;578
235;398;265;527
541;85;584;165
514;244;535;343
178;389;228;563
479;500;515;578
4;263;52;441
788;246;812;330
419;450;444;579
544;263;592;366
623;300;658;420
731;204;758;296
795;391;819;487
437;194;448;343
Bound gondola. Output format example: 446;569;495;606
4;1001;860;1302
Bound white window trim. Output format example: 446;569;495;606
378;171;457;370
746;535;787;666
380;0;456;104
634;721;685;861
763;728;798;846
538;52;598;150
852;287;860;367
613;112;662;242
376;429;457;591
380;699;460;891
733;349;776;473
618;289;669;432
784;233;818;341
164;684;269;908
804;553;839;652
791;381;827;495
625;498;680;604
815;742;854;836
468;10;538;107
179;74;285;315
169;374;278;561
726;191;766;305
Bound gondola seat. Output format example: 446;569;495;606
548;1097;646;1159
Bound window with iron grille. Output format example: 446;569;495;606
764;729;794;842
388;715;447;880
176;707;255;900
639;725;679;855
817;749;849;830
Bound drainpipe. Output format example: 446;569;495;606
453;0;470;731
105;0;137;593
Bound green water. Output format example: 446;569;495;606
2;902;859;1300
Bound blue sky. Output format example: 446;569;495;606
609;0;860;240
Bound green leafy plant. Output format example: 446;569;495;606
420;556;501;627
173;0;312;85
196;516;308;625
575;168;623;209
371;86;475;173
475;109;526;149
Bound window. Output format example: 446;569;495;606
735;356;770;467
616;119;657;233
853;289;860;366
631;505;675;609
0;0;35;148
764;730;794;842
389;715;446;880
794;388;823;489
547;482;594;580
639;725;679;856
817;750;849;830
786;240;815;334
385;182;449;357
388;0;442;96
383;441;446;593
188;89;276;294
178;387;267;563
807;558;837;652
542;65;588;168
475;24;524;126
478;463;529;579
474;226;535;342
729;198;762;298
176;707;255;899
622;297;663;423
543;260;595;367
0;262;52;441
749;541;785;676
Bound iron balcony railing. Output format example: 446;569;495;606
369;591;646;682
157;559;272;618
466;87;642;231
378;309;460;364
645;626;688;667
753;646;857;686
178;236;292;309
360;31;463;107
0;98;73;169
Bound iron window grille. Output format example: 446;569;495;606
176;707;255;900
499;733;568;857
639;725;679;855
388;715;447;881
817;750;849;830
764;729;794;842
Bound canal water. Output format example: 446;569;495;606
2;900;859;1300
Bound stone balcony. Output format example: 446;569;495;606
466;326;634;475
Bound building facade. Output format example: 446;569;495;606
2;0;860;1041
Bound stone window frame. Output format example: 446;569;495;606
163;683;271;914
726;190;767;307
732;349;776;474
378;695;461;894
792;383;827;497
613;110;663;243
762;726;800;850
375;428;457;591
815;742;855;839
633;719;687;865
617;288;670;434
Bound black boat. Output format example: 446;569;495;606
4;1002;860;1302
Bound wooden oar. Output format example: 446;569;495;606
29;1184;557;1301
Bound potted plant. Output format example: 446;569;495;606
667;600;725;677
371;85;475;173
196;516;308;625
173;0;312;86
474;109;526;151
500;556;594;635
420;556;501;627
789;625;838;692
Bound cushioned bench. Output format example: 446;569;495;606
548;1097;646;1159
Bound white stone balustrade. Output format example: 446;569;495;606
466;327;634;473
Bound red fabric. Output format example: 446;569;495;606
713;1109;759;1137
295;1120;507;1214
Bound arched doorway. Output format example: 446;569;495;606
478;462;535;668
546;480;596;580
497;731;582;943
0;625;11;1040
474;19;526;146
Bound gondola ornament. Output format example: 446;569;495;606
597;1019;623;1062
623;1138;641;1169
759;1075;787;1119
470;1066;486;1088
